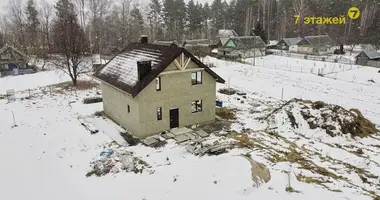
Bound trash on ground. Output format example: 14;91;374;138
86;144;153;177
78;116;99;134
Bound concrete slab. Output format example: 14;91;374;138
170;127;193;136
160;132;175;140
174;134;191;143
195;130;210;138
185;132;198;140
143;137;159;146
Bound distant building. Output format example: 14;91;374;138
217;36;266;59
296;35;335;55
152;40;179;47
94;37;225;139
216;29;238;38
355;50;380;68
182;39;213;57
0;44;29;76
276;37;302;52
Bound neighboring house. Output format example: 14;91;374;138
0;44;29;76
152;40;179;47
94;39;225;139
276;37;302;52
216;29;238;38
296;35;335;55
182;39;213;57
217;36;266;59
92;54;108;72
355;50;380;68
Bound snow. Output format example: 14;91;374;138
0;70;71;93
1;54;380;200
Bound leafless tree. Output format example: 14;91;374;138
52;0;89;86
76;0;88;28
7;0;27;53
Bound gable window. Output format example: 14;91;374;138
156;77;161;91
191;100;202;113
157;107;162;120
191;71;202;85
127;105;130;113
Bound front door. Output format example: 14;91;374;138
169;108;179;129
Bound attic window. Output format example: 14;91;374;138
191;71;202;85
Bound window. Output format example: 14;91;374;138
157;107;162;120
127;105;130;113
191;71;202;85
191;100;202;113
156;77;161;91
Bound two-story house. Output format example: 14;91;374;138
94;37;225;139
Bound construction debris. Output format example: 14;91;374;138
78;116;98;134
86;144;153;177
185;139;232;156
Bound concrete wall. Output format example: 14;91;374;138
101;83;140;135
136;56;216;138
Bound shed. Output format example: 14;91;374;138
0;44;29;76
355;50;380;68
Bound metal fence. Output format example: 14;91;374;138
271;50;354;65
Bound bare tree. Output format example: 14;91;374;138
76;0;87;28
7;0;27;53
53;0;88;86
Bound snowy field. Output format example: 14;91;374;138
1;55;380;200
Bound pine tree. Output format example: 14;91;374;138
186;0;197;38
211;0;225;37
162;0;176;39
174;0;186;41
202;3;211;38
148;0;164;40
25;0;39;53
130;5;145;41
252;20;267;43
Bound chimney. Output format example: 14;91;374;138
137;60;152;81
140;35;148;44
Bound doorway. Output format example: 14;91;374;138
169;108;179;129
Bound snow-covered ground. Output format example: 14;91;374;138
1;54;380;200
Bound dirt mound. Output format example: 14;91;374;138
295;99;379;138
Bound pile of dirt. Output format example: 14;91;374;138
216;107;238;120
296;99;379;137
86;144;152;177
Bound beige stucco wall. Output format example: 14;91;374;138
136;57;216;138
101;83;141;135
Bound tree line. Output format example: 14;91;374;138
1;0;380;57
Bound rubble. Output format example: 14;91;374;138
86;144;153;177
185;139;232;156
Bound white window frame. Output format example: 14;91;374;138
191;100;202;113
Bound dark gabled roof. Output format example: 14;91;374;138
152;40;179;46
280;37;302;46
94;42;225;97
183;39;212;47
298;35;335;46
228;36;266;49
356;50;380;60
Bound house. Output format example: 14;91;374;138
217;36;266;59
296;35;335;55
92;54;109;71
276;37;302;52
93;37;225;139
152;40;179;47
216;29;238;38
355;50;380;68
182;39;213;57
0;44;29;76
